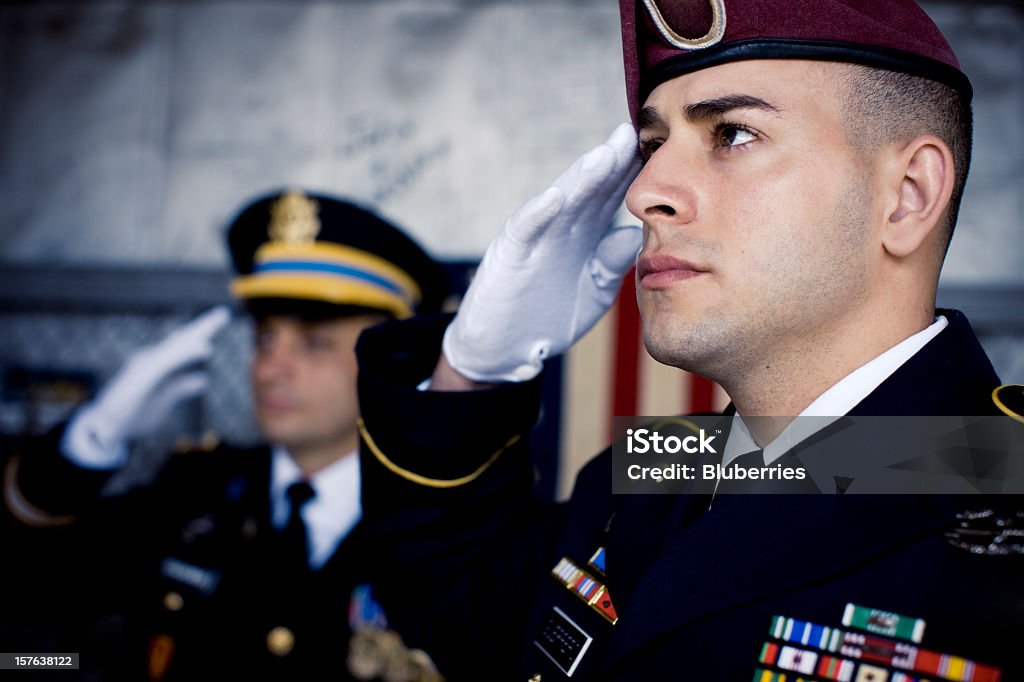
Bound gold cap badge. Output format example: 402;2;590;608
268;190;321;245
642;0;726;50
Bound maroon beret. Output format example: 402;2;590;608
621;0;972;126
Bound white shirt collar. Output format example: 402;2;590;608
269;446;362;570
724;315;949;465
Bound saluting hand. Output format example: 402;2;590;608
61;306;231;469
442;123;642;383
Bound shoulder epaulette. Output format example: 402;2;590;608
992;385;1024;424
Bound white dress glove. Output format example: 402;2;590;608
443;122;642;382
61;306;232;469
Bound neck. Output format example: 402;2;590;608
286;434;357;477
721;301;934;446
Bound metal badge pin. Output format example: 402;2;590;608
641;0;726;50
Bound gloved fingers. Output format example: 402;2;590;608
183;305;232;340
128;370;211;437
560;126;641;231
161;305;232;355
132;305;232;380
558;141;617;212
504;124;639;248
571;122;639;193
593;145;642;224
591;225;643;288
503;185;566;247
157;370;212;405
553;122;636;194
605;121;641;166
95;308;227;415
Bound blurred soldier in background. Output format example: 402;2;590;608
3;189;448;681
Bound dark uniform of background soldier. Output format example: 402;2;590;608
352;1;1024;681
2;189;448;681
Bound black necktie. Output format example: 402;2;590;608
283;481;316;568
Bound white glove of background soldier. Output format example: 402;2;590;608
442;123;642;383
62;306;231;469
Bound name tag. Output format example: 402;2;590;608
533;606;593;677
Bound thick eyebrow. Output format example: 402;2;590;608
637;106;665;131
685;94;780;121
638;94;780;132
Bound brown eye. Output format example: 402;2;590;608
715;124;756;148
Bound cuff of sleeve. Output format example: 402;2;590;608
356;314;544;485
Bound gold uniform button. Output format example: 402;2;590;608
267;626;295;656
162;592;184;612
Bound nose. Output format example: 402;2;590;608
625;141;699;231
254;330;298;384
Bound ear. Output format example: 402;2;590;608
881;135;955;258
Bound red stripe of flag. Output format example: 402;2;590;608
612;268;641;430
689;373;716;413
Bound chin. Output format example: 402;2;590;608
645;343;695;373
642;327;693;369
642;321;735;381
257;418;300;446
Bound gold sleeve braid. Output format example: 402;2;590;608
3;454;75;528
357;418;521;489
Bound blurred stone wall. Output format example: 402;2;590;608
0;1;1018;280
0;0;629;264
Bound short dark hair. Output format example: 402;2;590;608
838;64;973;254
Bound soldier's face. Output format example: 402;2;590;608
251;314;382;462
627;59;878;385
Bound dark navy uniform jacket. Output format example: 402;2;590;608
356;309;1023;682
3;441;382;681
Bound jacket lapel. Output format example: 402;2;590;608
315;521;368;580
604;493;952;666
603;310;999;666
